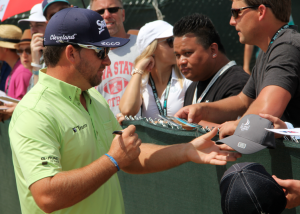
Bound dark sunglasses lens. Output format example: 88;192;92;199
167;37;174;48
97;51;104;59
107;7;120;13
231;9;239;19
98;7;120;15
25;48;31;55
17;49;31;55
97;9;105;15
97;48;110;59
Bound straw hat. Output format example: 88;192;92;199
15;29;32;49
0;25;22;49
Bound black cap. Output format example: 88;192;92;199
220;162;286;214
43;7;130;48
217;114;275;154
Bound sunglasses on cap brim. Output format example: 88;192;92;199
158;37;174;48
58;40;110;60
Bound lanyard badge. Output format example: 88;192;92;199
149;73;172;116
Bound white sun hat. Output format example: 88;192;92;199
18;3;47;23
137;20;173;55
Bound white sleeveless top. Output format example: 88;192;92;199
141;69;192;119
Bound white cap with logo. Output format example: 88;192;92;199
18;3;47;23
137;20;173;55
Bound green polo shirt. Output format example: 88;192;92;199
9;69;124;214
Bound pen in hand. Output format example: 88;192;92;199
112;131;123;135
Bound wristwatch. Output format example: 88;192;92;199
131;68;144;75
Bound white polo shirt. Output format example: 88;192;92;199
141;69;192;119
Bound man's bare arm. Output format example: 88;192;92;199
30;125;141;213
219;85;291;138
175;92;253;124
242;85;291;117
30;156;118;213
122;128;241;174
30;127;241;213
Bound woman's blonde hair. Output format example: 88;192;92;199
135;40;184;88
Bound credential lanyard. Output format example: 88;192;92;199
193;60;237;104
5;74;12;94
269;24;290;48
5;60;19;95
149;73;172;116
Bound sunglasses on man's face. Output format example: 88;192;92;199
96;7;123;15
58;41;110;60
16;48;31;56
231;4;271;19
158;37;174;48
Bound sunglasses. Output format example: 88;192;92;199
158;37;174;48
231;4;271;19
58;40;110;60
96;7;123;15
16;48;31;55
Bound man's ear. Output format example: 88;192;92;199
258;5;267;21
210;43;219;58
65;45;79;65
122;9;125;22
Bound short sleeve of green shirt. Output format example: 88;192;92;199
9;110;62;188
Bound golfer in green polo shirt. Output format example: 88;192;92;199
9;8;241;214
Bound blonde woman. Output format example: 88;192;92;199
119;20;192;119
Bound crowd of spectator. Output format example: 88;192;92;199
0;0;300;213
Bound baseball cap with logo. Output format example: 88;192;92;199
220;162;286;214
217;114;275;154
42;0;70;16
18;3;47;23
43;7;129;48
137;20;173;55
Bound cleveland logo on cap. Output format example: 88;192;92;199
97;20;106;35
50;34;77;42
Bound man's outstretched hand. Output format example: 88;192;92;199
219;120;238;139
259;113;288;138
186;128;241;165
174;104;203;123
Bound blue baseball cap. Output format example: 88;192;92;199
42;0;70;16
43;8;130;48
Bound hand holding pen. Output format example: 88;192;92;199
112;130;123;135
107;125;141;169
